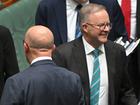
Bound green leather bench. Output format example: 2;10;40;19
0;0;40;70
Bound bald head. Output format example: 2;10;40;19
24;25;55;64
25;25;54;50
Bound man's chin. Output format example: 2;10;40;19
100;38;108;43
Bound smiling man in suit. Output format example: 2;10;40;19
0;25;84;105
52;3;137;105
35;0;127;46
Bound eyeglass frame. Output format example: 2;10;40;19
86;22;112;31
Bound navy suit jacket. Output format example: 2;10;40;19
0;25;19;98
0;60;84;105
52;37;137;105
35;0;127;46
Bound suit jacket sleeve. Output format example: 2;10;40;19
35;0;48;26
77;76;86;105
0;77;23;105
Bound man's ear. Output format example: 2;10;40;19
82;23;88;33
23;41;30;53
52;44;56;51
51;44;56;55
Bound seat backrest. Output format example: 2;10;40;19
0;0;40;70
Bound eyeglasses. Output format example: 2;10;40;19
86;22;112;31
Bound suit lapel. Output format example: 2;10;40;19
72;37;90;104
104;41;116;105
55;0;67;42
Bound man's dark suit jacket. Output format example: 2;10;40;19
0;25;19;98
35;0;127;46
0;60;84;105
127;0;140;101
52;37;137;105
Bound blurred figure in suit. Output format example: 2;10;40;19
0;25;84;105
0;25;19;98
35;0;127;46
119;0;140;101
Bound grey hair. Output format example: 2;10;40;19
79;3;107;24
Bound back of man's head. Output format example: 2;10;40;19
25;25;54;49
23;25;55;63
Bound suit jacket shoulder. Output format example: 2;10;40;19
105;40;125;52
0;60;85;105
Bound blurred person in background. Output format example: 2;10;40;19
118;0;140;102
0;25;19;98
35;0;127;46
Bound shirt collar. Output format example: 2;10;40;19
82;36;105;55
31;56;52;65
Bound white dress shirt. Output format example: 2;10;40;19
31;56;52;65
82;37;108;105
66;0;88;42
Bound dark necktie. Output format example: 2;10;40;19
75;4;82;38
90;49;100;105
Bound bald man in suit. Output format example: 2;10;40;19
0;25;84;105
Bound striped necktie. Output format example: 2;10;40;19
121;0;131;39
75;4;82;38
90;49;100;105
